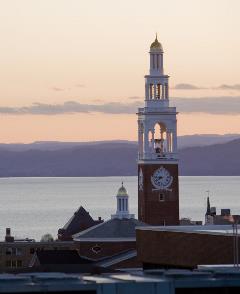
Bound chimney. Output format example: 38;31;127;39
5;228;14;242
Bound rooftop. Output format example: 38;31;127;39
74;218;146;241
58;206;103;240
137;224;238;236
1;268;240;293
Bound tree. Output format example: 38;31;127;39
40;233;54;242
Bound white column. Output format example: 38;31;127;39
162;84;165;100
138;130;143;159
166;131;170;153
161;53;164;74
168;130;173;153
145;83;149;100
144;129;149;157
173;128;178;153
165;84;169;99
150;84;153;99
150;54;154;70
151;129;155;154
138;121;143;159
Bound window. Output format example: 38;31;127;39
15;248;22;256
159;193;165;202
5;260;22;268
30;248;35;254
17;260;22;267
5;260;11;267
6;248;12;255
11;260;16;268
5;247;22;256
92;245;102;254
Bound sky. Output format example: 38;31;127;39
0;0;240;143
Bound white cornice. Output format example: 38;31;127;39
73;238;136;242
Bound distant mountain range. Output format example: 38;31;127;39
0;134;239;177
0;134;239;151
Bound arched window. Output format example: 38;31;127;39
152;122;167;157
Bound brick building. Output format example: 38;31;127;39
136;225;238;269
0;240;77;270
73;183;146;266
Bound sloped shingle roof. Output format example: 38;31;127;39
73;218;146;240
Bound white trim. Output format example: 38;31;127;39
98;251;137;267
136;224;237;236
138;160;178;165
73;238;136;242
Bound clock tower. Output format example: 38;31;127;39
137;35;179;225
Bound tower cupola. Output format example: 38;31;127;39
111;182;135;219
150;34;163;52
149;34;164;76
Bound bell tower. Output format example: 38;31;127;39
137;35;179;225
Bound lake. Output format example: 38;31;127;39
0;176;239;240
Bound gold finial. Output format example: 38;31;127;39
150;33;163;51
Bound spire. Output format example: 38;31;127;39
206;196;211;215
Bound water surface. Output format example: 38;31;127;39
0;176;239;240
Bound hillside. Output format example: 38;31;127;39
0;134;238;151
179;138;240;176
0;139;239;176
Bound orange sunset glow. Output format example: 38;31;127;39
1;0;240;143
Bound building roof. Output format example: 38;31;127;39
58;206;103;239
97;250;137;268
30;250;93;266
73;218;146;242
137;224;239;236
3;268;240;291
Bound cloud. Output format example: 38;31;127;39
173;83;240;91
0;101;142;115
51;84;86;91
172;96;240;115
173;83;206;90
128;96;142;100
215;84;240;91
51;87;65;91
1;97;240;116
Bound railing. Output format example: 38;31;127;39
138;152;178;161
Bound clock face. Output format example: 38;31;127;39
151;166;173;190
139;168;143;191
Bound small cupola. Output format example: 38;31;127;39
111;182;135;220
